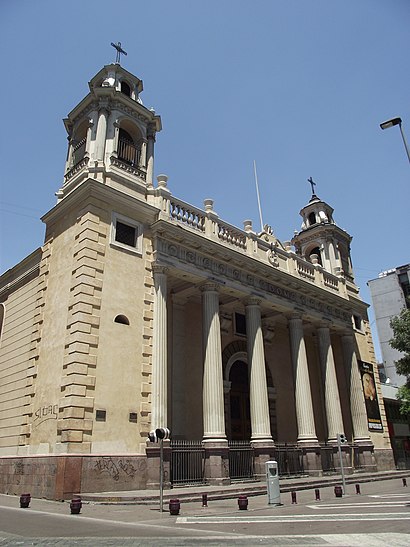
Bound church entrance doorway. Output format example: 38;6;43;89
229;360;251;440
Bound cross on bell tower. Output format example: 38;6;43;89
111;42;127;64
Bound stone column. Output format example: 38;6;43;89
288;313;320;474
201;283;229;485
341;332;375;470
151;265;168;430
171;296;186;438
245;298;273;442
288;314;318;444
341;333;371;444
317;324;344;443
146;124;155;186
245;298;274;478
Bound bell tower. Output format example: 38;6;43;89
56;63;162;201
291;181;355;282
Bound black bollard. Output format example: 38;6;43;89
169;498;180;515
291;491;297;504
355;484;361;495
403;478;407;487
70;496;82;514
334;485;343;498
238;495;248;510
19;493;31;508
202;493;208;507
315;488;320;501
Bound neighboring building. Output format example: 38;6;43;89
368;264;410;387
368;265;410;469
0;63;394;499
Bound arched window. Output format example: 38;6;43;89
308;246;322;265
308;212;316;226
114;314;130;325
71;120;88;167
118;127;141;167
121;81;131;97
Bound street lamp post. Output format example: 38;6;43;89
380;117;410;164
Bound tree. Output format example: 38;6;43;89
390;307;410;415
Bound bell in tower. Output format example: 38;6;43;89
56;61;162;202
291;178;355;282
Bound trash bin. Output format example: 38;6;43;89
266;460;281;505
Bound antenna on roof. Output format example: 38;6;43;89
253;160;264;232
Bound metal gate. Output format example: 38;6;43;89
274;444;304;476
320;444;336;473
228;440;255;480
170;440;205;485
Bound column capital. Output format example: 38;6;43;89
244;296;262;307
200;281;220;293
152;264;168;276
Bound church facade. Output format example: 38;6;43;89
0;64;394;499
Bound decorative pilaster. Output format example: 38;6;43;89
151;265;168;430
95;106;109;162
146;124;156;186
317;324;344;443
58;207;105;453
288;314;318;444
341;333;371;444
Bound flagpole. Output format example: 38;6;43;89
253;160;264;232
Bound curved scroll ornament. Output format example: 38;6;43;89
267;248;279;268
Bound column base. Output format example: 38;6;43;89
203;440;230;486
251;439;275;479
353;442;377;472
145;441;171;489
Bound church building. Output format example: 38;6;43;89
0;62;395;499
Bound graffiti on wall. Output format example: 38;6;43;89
94;457;139;482
33;404;58;427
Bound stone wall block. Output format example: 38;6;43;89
60;430;83;443
59;396;94;409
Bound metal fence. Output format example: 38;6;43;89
320;444;336;473
170;440;205;486
228;440;255;480
274;444;304;476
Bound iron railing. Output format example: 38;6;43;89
118;138;141;167
274;444;304;476
320;444;336;473
170;440;205;486
228;440;254;480
72;137;86;166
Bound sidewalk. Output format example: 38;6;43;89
80;469;410;505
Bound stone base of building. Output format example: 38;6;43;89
299;444;323;476
372;448;396;472
0;454;148;500
146;442;171;489
251;440;275;479
203;440;230;486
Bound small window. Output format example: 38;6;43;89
121;81;131;97
308;212;316;226
235;313;247;336
111;213;143;254
115;222;137;247
96;410;106;422
114;314;130;325
129;412;138;423
353;315;362;331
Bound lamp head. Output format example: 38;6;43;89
380;117;402;130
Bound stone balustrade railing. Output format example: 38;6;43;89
156;188;348;298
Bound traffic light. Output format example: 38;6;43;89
155;427;170;440
337;433;347;444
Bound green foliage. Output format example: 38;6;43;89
389;307;410;415
390;307;410;377
397;384;410;415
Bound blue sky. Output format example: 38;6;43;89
1;0;409;358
